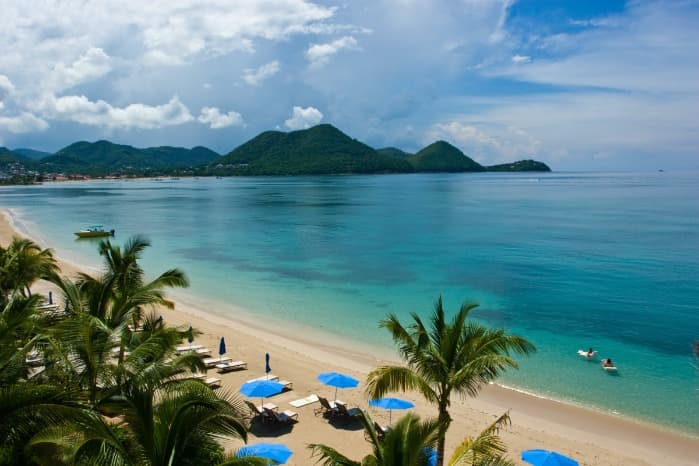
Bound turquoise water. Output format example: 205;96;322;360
1;172;698;434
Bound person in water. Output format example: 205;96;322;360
587;348;595;357
602;358;614;367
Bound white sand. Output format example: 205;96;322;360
2;209;697;466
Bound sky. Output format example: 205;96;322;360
0;0;697;170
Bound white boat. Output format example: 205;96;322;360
74;225;114;238
577;349;598;359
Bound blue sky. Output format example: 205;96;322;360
0;0;697;169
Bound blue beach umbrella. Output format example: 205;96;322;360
187;326;193;344
522;449;579;466
369;397;415;424
317;372;359;402
237;442;293;464
218;337;226;361
422;447;437;466
240;380;284;406
265;352;271;378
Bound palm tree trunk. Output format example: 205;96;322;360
436;400;451;466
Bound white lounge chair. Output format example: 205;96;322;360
203;356;231;368
215;360;248;373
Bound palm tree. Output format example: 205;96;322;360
365;297;534;466
29;381;250;466
49;236;191;405
446;412;514;466
0;236;58;305
309;410;440;466
309;410;514;466
0;295;93;465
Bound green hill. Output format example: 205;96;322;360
408;141;485;172
486;159;551;172
377;147;412;158
41;141;219;175
13;148;53;160
0;147;35;166
212;124;413;175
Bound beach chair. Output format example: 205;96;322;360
264;407;299;425
245;374;279;383
215;360;248;373
366;421;389;442
203;356;231;368
336;402;361;418
278;379;293;391
25;351;43;367
203;377;221;388
314;396;340;417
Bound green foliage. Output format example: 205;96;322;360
376;147;413;158
366;296;534;466
408;141;485;172
211;124;414;175
485;160;551;172
40;140;220;176
11;148;53;160
0;236;253;465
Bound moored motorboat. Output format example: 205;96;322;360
74;225;114;238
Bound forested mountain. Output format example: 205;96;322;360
211;124;413;175
40;141;219;175
408;141;485;172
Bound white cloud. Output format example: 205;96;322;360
0;112;48;133
243;61;280;86
284;105;323;129
490;2;698;93
40;95;193;129
306;36;358;67
198;107;245;129
511;54;531;64
0;75;15;96
52;47;112;91
427;121;541;164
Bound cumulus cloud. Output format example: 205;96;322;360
40;95;193;129
242;61;280;86
0;112;48;133
427;121;541;164
52;47;112;91
198;107;245;129
306;36;358;67
284;106;323;129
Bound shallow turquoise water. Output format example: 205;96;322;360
2;172;698;433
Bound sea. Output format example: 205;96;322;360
1;171;698;434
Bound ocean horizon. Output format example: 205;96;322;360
2;171;698;435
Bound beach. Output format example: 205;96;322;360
2;209;698;466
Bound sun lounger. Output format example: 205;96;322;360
25;351;43;367
203;377;221;388
277;379;293;391
175;344;204;353
203;357;231;368
245;374;279;383
289;394;319;408
314;396;341;416
336;402;361;418
264;407;298;424
215;360;248;373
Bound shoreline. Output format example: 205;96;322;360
2;208;698;465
